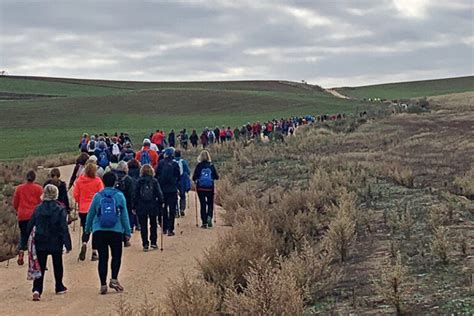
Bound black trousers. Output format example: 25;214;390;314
198;191;214;224
79;213;97;250
93;231;123;286
18;220;29;251
33;251;64;294
178;190;186;212
161;192;177;233
138;213;157;247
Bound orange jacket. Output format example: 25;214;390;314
136;147;159;169
151;132;165;145
73;175;104;213
13;182;43;221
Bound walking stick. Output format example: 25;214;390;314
214;188;217;224
160;216;164;252
194;190;199;227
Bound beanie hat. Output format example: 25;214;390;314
164;147;175;158
143;138;151;146
43;184;59;201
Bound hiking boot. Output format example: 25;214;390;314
150;244;158;250
143;245;149;252
79;244;87;261
201;224;208;229
109;279;124;292
91;252;99;261
99;285;108;295
32;291;41;301
207;216;213;228
17;251;24;266
167;231;175;236
56;286;68;295
180;211;185;217
124;240;131;248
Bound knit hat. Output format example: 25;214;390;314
164;147;175;158
43;184;59;201
143;138;151;146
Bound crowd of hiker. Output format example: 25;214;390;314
11;112;348;301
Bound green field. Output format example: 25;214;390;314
0;76;367;160
336;76;474;100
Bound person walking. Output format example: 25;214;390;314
85;172;131;295
155;147;180;236
44;168;70;215
134;164;163;251
21;184;72;301
94;141;111;171
136;139;159;169
68;152;90;190
180;129;189;150
13;170;43;266
192;150;219;228
73;163;104;261
112;161;135;245
200;130;209;149
79;133;89;153
190;130;198;148
168;129;176;148
119;142;135;162
174;150;191;217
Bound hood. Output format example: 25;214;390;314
39;201;61;217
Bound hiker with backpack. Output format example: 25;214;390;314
44;168;70;215
13;170;43;266
87;135;97;155
79;133;89;153
85;172;131;295
174;150;191;217
21;184;72;301
190;130;199;148
136;139;159;169
119;142;135;162
94;141;111;171
110;138;122;163
112;162;135;246
168;129;176;148
155;147;180;236
68;152;90;190
213;127;220;144
200;130;209;149
180;129;189;150
73;163;104;261
192;150;219;228
134;164;163;251
127;159;141;231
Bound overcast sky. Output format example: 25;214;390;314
0;0;472;87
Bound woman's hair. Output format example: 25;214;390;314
140;164;155;177
48;168;61;186
26;170;36;182
84;163;97;178
77;152;90;165
198;150;211;163
116;161;129;174
127;159;140;169
102;172;117;188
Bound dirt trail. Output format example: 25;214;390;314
326;88;351;99
0;165;229;315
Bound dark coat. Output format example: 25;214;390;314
44;179;70;212
113;170;135;212
192;161;219;192
134;175;163;216
155;157;180;193
23;201;72;252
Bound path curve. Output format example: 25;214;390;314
326;88;351;99
0;164;229;315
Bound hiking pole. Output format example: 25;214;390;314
160;216;164;252
194;190;199;227
214;188;217;224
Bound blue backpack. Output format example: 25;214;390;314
140;150;151;165
80;138;88;151
198;167;213;188
98;191;119;228
98;149;109;169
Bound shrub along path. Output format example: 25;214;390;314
0;164;229;315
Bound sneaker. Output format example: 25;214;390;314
150;244;158;250
56;286;68;295
32;291;41;301
79;244;87;261
201;224;208;229
17;251;24;266
207;216;213;228
109;279;124;292
91;252;99;261
99;285;108;295
167;231;175;236
143;245;149;252
124;240;131;248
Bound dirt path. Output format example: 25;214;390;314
0;165;229;315
326;88;351;99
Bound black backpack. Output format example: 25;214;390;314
159;160;177;186
140;178;155;201
115;175;127;193
35;205;61;242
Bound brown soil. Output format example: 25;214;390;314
0;165;229;315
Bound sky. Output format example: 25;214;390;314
0;0;473;87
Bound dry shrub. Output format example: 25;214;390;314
116;295;164;316
431;226;450;264
198;217;281;289
165;273;219;316
399;206;415;239
428;205;447;229
280;240;341;304
373;251;409;316
224;256;304;316
216;180;259;226
382;162;415;188
453;166;474;198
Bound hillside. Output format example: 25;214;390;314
0;76;364;160
335;76;474;100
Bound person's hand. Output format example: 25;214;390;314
125;235;131;242
132;209;136;215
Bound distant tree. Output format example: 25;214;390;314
0;70;8;76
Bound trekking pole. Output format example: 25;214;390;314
194;190;198;227
160;217;164;252
214;188;217;224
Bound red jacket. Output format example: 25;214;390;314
13;182;43;221
73;175;104;213
151;132;165;145
136;147;159;169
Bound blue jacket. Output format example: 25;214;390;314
85;187;132;236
